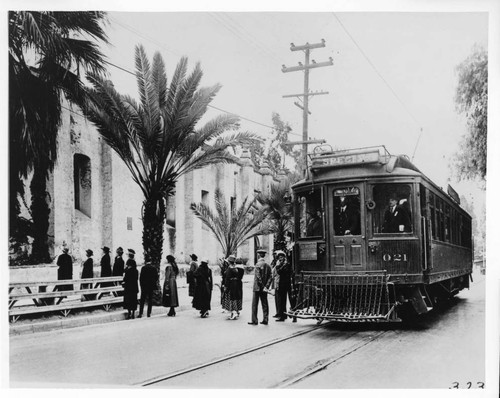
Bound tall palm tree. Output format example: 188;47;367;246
190;189;271;259
257;177;298;251
82;44;256;269
9;11;109;263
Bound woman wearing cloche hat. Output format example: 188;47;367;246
222;254;244;320
80;249;95;299
187;254;199;299
123;248;139;319
162;255;179;316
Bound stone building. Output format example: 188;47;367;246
26;107;278;267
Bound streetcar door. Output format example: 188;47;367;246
329;185;365;270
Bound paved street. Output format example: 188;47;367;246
10;271;485;389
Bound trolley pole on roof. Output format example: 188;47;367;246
282;39;333;176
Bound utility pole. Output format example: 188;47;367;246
282;39;333;176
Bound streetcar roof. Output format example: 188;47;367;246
291;146;470;217
294;147;422;187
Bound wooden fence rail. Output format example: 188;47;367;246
9;276;124;323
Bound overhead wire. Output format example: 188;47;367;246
213;13;282;64
105;15;303;138
70;59;304;138
332;12;424;159
109;15;182;57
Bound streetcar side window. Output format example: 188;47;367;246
372;184;412;234
297;189;323;238
445;205;451;242
429;192;437;239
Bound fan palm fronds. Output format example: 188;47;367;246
190;189;271;258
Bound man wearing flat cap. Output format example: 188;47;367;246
248;248;272;325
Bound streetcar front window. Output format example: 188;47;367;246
332;187;361;236
297;190;323;238
372;184;413;234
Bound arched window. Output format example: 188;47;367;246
74;154;91;217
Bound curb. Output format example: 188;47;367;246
9;302;195;336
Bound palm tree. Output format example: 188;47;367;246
9;11;109;263
190;189;271;259
257;177;298;251
82;44;256;269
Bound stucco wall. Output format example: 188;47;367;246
51;110;106;264
15;109;279;272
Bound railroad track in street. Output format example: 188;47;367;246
137;321;389;388
272;330;388;388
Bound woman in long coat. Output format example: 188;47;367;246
192;259;213;318
100;246;113;287
81;249;95;299
57;247;73;291
187;254;199;299
223;255;244;320
81;249;94;279
123;249;139;319
162;255;179;316
220;258;229;311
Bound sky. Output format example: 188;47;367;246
101;10;488;211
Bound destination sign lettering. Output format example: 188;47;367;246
311;150;380;169
334;187;359;196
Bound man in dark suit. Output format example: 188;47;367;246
138;262;159;318
336;196;360;235
274;250;291;322
248;248;272;325
382;196;411;233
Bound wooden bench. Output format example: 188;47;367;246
9;277;124;323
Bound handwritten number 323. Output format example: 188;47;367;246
450;382;484;389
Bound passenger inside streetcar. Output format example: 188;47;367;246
306;209;323;236
297;190;323;238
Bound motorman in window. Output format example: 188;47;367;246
335;196;360;235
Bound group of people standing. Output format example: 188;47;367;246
56;240;297;325
123;252;180;319
55;245;125;285
248;246;296;326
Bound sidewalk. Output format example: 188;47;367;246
10;273;312;387
9;274;255;335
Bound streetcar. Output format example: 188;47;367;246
288;146;473;322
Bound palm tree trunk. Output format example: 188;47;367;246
29;165;51;264
142;195;165;305
142;195;166;267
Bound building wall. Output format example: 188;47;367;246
51;111;108;266
109;150;145;263
36;109;279;268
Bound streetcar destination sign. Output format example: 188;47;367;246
311;149;381;169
